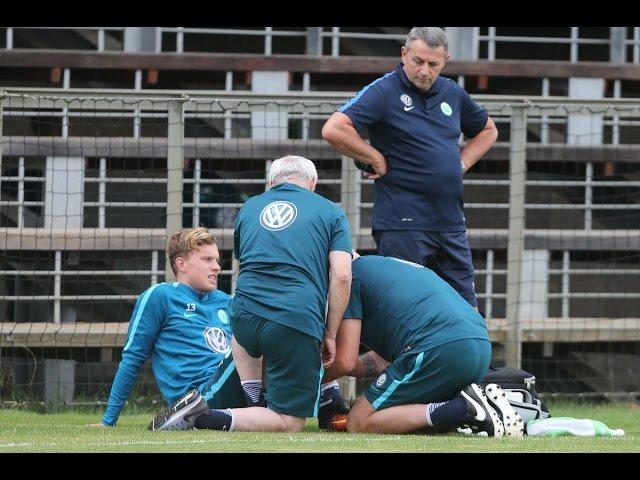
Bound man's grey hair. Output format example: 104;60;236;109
268;155;318;185
405;27;448;52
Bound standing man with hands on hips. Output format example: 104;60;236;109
322;27;498;308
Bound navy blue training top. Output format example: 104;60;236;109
339;63;488;231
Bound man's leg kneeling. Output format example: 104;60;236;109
280;413;306;432
345;396;376;433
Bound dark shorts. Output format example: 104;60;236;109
365;338;491;410
198;352;247;409
228;303;323;418
373;229;477;307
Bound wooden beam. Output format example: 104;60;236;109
5;137;640;164
5;228;637;252
487;318;640;343
0;322;129;347
2;319;638;347
0;228;170;250
0;137;341;159
3;50;640;79
355;228;640;251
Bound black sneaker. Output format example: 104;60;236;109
484;383;525;437
318;390;350;432
458;383;504;437
148;389;209;431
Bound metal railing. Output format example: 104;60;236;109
157;27;306;55
4;27;640;63
4;27;126;52
480;27;640;63
2;90;640;369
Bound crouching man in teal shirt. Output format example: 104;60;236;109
323;253;524;437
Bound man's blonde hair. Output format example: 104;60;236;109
167;227;217;276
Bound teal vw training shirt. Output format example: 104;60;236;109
231;182;352;341
344;255;489;362
102;282;232;426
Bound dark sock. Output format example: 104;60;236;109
319;387;337;406
429;396;467;426
194;409;234;431
320;384;346;410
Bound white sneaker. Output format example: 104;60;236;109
484;383;525;437
459;383;504;437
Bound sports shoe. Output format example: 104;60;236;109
318;389;350;432
148;389;209;431
484;383;525;437
458;383;504;437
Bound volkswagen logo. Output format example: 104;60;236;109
203;327;231;354
400;94;412;107
260;201;298;231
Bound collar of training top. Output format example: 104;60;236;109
395;63;443;96
176;281;211;301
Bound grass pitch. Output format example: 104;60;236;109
0;402;638;453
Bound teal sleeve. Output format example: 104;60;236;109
330;209;353;254
102;284;165;426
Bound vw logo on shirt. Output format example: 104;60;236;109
203;327;231;354
260;201;298;231
440;102;453;116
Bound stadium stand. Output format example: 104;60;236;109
1;27;640;404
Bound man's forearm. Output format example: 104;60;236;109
327;136;383;167
347;351;390;378
325;274;351;339
461;122;498;170
324;123;385;168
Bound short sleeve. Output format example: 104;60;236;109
338;81;386;132
459;88;489;139
329;208;353;255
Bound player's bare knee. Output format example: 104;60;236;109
281;414;305;432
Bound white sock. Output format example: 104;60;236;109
425;405;433;426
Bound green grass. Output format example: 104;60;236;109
0;402;638;452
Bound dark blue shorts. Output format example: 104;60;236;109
373;230;477;307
